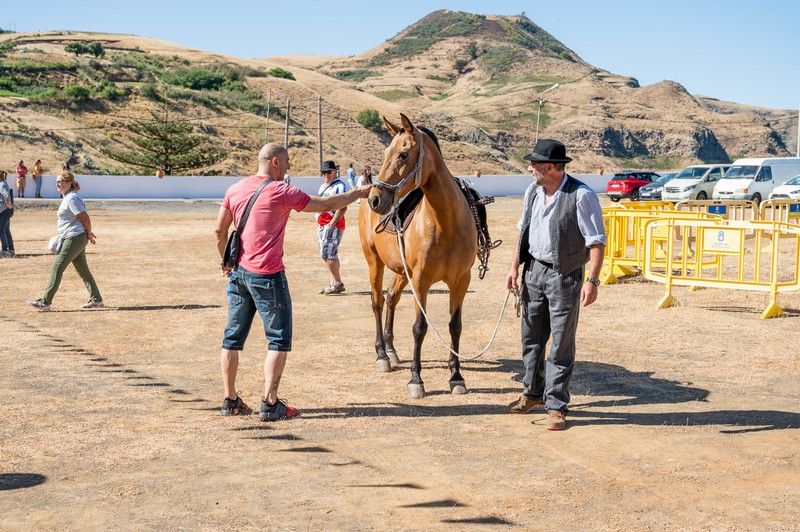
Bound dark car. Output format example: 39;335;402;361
605;171;660;202
639;172;677;201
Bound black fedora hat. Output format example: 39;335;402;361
522;139;572;164
320;160;338;172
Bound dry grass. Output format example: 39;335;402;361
0;198;798;528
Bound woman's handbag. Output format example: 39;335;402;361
222;178;272;269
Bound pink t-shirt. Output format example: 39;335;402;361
222;176;310;275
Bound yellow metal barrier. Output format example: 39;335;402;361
643;219;800;319
618;200;676;211
675;199;758;241
759;199;800;235
601;208;721;284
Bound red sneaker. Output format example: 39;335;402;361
259;399;300;421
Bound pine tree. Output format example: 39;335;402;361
101;107;227;175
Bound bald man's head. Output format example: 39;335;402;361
257;143;289;178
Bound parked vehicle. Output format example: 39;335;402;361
769;175;800;199
639;172;677;201
662;164;730;202
713;158;800;203
605;171;660;202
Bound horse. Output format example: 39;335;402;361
358;113;477;398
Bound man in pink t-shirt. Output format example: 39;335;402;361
214;143;370;421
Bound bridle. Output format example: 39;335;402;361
370;130;425;205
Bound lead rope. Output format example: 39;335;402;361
396;224;519;361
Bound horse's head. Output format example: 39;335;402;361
369;113;426;215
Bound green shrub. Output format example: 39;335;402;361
0;40;15;56
221;79;248;92
373;89;417;102
139;83;160;100
356;108;382;132
454;58;469;74
94;80;125;101
268;67;295;80
64;41;104;57
63;84;91;103
165;67;226;90
334;70;379;82
480;46;523;76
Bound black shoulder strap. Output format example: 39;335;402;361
237;178;272;233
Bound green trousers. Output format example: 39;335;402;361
42;233;102;305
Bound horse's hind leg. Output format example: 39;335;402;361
383;273;408;367
368;260;391;372
447;273;470;395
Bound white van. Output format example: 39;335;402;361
662;164;730;202
713;157;800;203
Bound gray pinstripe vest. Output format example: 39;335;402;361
517;175;589;276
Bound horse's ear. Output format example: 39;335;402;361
383;116;400;136
399;113;415;134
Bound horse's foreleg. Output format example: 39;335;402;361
407;284;430;399
447;274;470;395
383;273;408;367
369;260;390;373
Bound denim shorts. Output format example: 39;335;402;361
222;267;292;351
317;225;343;260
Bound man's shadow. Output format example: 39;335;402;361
305;359;799;433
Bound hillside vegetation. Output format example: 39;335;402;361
0;12;795;176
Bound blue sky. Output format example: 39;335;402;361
5;0;799;109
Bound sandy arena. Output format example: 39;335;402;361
1;197;798;529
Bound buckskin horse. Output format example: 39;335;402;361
358;113;478;398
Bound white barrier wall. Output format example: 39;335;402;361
9;174;611;200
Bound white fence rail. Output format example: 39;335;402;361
10;173;611;200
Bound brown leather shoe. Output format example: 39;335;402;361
546;410;566;431
508;394;544;414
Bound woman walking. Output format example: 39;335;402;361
27;172;103;311
15;160;27;198
0;171;14;258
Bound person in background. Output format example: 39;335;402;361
345;162;356;190
32;160;44;198
27;172;103;311
0;171;14;258
474;169;482;178
356;165;372;204
15;160;27;198
215;143;369;420
155;169;165;179
316;160;349;295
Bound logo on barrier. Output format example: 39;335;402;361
708;205;727;215
703;228;740;253
790;203;800;218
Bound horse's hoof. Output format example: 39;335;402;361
387;351;400;366
376;359;391;373
407;383;425;399
450;381;468;395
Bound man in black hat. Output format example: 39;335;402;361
316;160;349;294
505;139;605;430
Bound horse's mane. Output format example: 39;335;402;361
400;125;442;155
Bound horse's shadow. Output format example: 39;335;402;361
308;359;799;432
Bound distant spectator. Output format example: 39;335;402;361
155;169;165;179
474;169;482;178
27;172;103;312
357;165;373;187
32;159;44;198
15;160;27;198
345;162;356;190
0;171;14;258
63;161;71;172
316;160;349;294
356;165;373;204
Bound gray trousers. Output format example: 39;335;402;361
520;261;582;413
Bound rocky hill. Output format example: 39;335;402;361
0;11;796;176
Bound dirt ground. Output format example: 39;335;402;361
1;197;798;530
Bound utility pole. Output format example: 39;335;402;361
264;91;271;144
318;96;323;171
284;98;290;148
